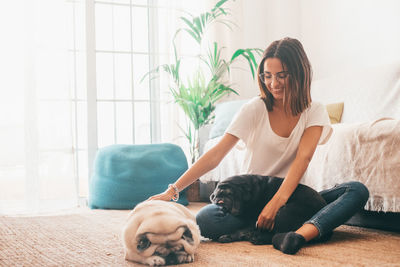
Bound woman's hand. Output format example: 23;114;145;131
147;188;175;202
256;198;285;231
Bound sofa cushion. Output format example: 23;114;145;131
89;143;189;209
209;99;248;139
326;102;344;124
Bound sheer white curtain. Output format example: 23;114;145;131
0;0;77;214
0;0;212;215
154;0;211;156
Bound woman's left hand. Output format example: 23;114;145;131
256;198;284;231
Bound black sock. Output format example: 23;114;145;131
272;232;306;255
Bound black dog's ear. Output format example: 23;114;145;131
210;182;222;203
210;192;215;202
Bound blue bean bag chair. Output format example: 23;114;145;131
88;143;189;209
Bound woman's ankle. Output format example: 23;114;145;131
295;223;320;242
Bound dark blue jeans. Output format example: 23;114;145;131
196;181;369;240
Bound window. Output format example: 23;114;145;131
77;0;205;198
0;0;205;214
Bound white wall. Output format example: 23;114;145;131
301;0;400;80
225;0;400;100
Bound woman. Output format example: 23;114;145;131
149;37;369;255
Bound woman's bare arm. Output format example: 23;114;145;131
148;133;239;201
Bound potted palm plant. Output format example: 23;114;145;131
145;0;262;164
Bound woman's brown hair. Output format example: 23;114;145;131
257;37;312;116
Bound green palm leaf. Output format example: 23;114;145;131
230;48;263;78
140;0;262;163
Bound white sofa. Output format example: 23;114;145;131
199;61;400;229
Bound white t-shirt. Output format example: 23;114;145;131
226;97;332;178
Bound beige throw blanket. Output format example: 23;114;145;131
303;118;400;212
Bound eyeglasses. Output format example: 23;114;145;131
259;71;290;83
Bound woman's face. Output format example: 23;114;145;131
262;58;289;101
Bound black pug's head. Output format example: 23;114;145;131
210;178;252;216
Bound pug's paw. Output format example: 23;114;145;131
185;253;194;263
145;255;165;266
176;251;194;263
217;234;233;243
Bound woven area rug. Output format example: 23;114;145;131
1;203;400;267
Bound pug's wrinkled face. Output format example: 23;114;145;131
210;183;243;216
123;200;201;266
134;226;195;266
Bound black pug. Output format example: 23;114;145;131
210;175;327;245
